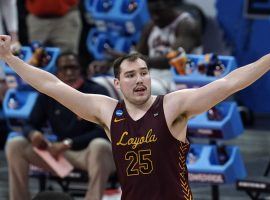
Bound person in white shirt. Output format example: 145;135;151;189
0;0;20;51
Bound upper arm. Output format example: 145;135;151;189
44;80;117;128
164;78;234;123
173;13;202;53
136;21;155;55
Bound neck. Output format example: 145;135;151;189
124;96;156;118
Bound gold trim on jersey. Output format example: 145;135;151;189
178;143;192;200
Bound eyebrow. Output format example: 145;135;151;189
124;67;148;75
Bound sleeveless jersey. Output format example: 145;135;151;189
147;12;202;92
110;96;192;200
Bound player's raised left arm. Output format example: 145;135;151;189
164;53;270;122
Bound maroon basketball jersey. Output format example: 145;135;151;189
110;96;192;200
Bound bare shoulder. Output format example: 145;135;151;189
99;96;119;129
163;90;186;106
163;89;194;124
82;94;118;128
88;95;118;141
163;91;189;138
96;95;118;114
163;92;184;121
176;11;201;34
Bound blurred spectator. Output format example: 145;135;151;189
5;52;116;200
78;1;95;73
0;65;8;149
183;0;232;55
0;66;7;106
16;0;29;45
0;0;20;149
139;0;202;58
0;0;20;103
25;0;82;53
88;0;204;94
0;0;21;51
136;0;203;92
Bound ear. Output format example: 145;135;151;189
114;78;120;89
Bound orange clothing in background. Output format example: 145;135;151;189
26;0;78;17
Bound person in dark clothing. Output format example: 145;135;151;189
5;52;116;200
23;78;109;151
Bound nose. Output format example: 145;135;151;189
66;69;73;75
136;74;143;84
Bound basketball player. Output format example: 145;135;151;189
0;34;269;199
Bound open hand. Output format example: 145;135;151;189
48;142;70;160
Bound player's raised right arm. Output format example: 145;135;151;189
0;35;117;128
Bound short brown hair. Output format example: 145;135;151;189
113;53;148;79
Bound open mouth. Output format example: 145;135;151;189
134;86;147;95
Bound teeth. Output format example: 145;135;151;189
134;87;146;92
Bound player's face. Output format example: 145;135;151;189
114;58;151;105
